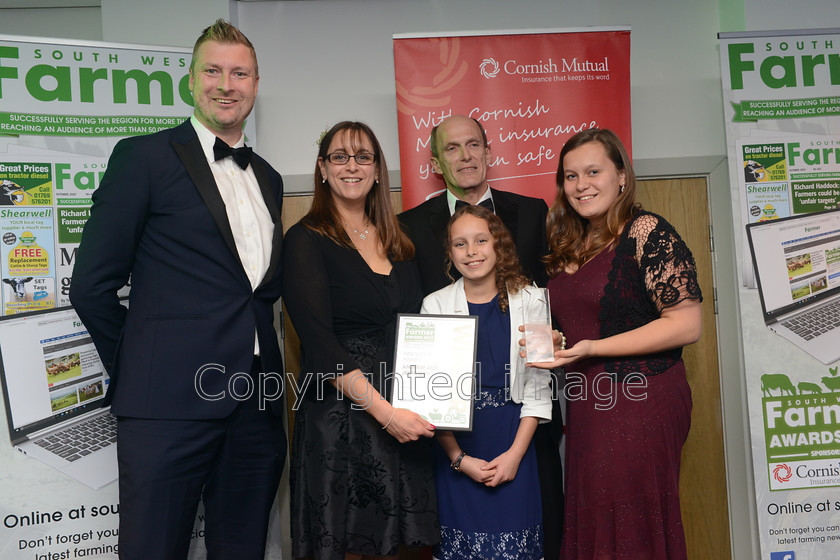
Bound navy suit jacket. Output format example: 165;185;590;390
70;120;284;419
398;187;549;295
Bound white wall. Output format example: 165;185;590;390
0;7;102;41
100;0;233;46
744;0;837;30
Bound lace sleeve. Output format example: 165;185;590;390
628;213;703;312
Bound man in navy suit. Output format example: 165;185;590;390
398;115;563;559
70;20;285;560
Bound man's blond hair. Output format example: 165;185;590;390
190;19;258;75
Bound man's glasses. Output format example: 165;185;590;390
325;152;377;166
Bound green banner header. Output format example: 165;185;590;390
732;96;840;122
0;112;188;137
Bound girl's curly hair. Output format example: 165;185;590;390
444;204;529;312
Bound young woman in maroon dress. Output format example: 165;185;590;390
529;128;703;559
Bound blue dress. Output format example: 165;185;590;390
434;295;543;559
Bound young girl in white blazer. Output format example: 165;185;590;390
421;204;552;560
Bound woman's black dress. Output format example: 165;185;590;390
283;223;439;560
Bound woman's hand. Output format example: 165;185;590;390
483;449;525;487
383;407;435;443
526;299;702;369
528;338;594;369
460;455;495;484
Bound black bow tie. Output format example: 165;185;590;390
455;198;495;213
213;137;253;170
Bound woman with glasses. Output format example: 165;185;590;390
283;121;439;560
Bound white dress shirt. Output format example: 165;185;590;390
446;186;495;216
191;116;274;353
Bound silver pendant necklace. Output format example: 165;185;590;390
348;223;369;240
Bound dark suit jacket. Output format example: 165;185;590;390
398;187;549;295
70;120;284;419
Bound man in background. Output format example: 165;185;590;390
70;20;285;560
399;114;549;293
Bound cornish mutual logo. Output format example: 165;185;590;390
773;464;792;483
480;58;500;79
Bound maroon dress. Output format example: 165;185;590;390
548;248;692;560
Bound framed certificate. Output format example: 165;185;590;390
391;313;477;431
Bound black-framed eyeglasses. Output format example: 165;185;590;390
325;152;377;166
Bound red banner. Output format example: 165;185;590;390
393;28;631;209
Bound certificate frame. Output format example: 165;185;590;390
391;313;477;431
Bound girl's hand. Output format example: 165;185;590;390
384;408;435;443
528;339;594;369
460;455;495;484
483;449;524;487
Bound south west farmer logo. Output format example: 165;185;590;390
761;368;840;490
773;464;792;484
480;58;500;79
404;321;435;343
